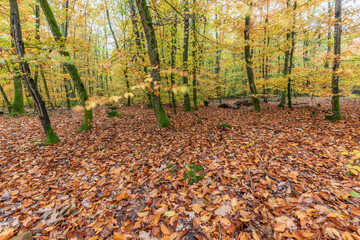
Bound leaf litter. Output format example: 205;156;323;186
0;100;360;239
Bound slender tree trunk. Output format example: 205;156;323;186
325;0;331;68
192;0;198;111
326;0;342;120
39;0;92;131
287;1;297;109
40;67;55;109
215;14;222;104
0;84;12;112
182;0;192;111
136;0;171;127
9;0;59;144
129;0;152;108
244;1;260;112
170;15;178;114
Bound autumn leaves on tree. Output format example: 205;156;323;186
1;0;359;143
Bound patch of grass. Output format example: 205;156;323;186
184;164;205;184
166;164;173;168
107;110;123;118
218;123;234;129
170;168;177;173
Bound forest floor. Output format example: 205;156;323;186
1;99;360;240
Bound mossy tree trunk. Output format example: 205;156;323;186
182;0;192;112
136;0;171;127
326;0;342;120
9;0;59;144
39;0;92;130
244;1;260;112
10;69;26;114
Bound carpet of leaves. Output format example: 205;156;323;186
0;99;360;240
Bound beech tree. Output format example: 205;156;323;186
9;0;59;144
135;0;171;127
38;0;93;131
326;0;342;120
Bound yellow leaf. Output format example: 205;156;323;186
220;218;231;228
192;203;203;213
163;211;175;217
160;224;171;235
325;228;341;239
0;228;16;240
327;212;345;218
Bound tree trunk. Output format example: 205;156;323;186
135;0;171;127
244;1;260;112
39;0;92;131
9;0;59;144
10;68;26;115
215;14;222;104
287;1;297;109
129;0;152;108
191;1;198;111
0;84;12;113
170;15;178;114
182;0;192;111
40;67;55;109
326;0;342;120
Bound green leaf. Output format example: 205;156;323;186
163;211;175;217
350;191;360;198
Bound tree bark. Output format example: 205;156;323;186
135;0;171;127
182;0;192;111
326;0;342;120
170;15;178;114
191;1;198;111
244;1;260;112
9;0;59;144
0;84;12;113
39;0;92;130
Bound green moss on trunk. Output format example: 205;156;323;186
154;105;171;127
80;109;93;131
253;97;261;112
45;125;60;145
11;72;26;115
277;91;286;108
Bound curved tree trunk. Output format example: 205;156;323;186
9;0;59;144
39;0;92;131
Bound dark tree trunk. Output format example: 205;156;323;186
135;0;171;127
0;84;12;113
182;0;192;111
129;0;152;108
326;0;342;120
244;1;260;112
39;0;92;131
9;0;59;144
